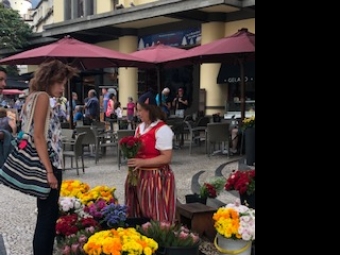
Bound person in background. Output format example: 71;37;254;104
67;92;78;114
102;88;110;120
73;105;84;124
84;89;100;121
0;107;17;135
0;66;7;141
20;60;78;255
126;96;136;130
172;87;188;118
155;87;171;118
114;101;123;119
105;93;116;119
125;91;176;223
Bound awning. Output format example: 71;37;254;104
217;61;255;84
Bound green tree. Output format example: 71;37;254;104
0;3;33;75
0;3;33;50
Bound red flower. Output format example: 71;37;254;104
225;169;255;195
55;213;100;238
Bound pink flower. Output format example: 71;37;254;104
142;222;152;231
78;234;87;243
71;243;80;253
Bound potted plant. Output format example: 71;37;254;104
185;176;226;205
224;169;255;208
212;199;255;255
136;220;201;255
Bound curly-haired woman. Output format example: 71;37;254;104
21;60;78;255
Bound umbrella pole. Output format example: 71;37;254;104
238;57;246;121
68;79;74;129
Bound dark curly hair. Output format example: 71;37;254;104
29;60;79;93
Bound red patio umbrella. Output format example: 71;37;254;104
2;89;24;95
163;28;255;120
129;42;187;96
0;36;152;70
0;36;153;127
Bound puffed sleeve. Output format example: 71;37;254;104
155;125;174;150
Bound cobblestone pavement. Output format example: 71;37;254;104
0;143;243;255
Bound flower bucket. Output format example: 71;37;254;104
156;243;200;255
214;233;252;255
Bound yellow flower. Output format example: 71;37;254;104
213;207;241;239
83;228;158;255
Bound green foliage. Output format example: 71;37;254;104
0;4;33;50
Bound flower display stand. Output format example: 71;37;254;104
244;127;255;166
156;243;200;255
176;202;217;242
214;233;252;255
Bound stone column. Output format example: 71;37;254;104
118;36;138;114
200;22;226;116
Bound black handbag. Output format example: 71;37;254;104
0;92;51;199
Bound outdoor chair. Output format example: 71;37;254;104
75;126;99;162
205;122;230;157
116;129;135;170
62;132;86;175
183;120;206;155
61;128;75;150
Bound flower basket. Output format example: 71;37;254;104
214;233;252;255
212;199;255;255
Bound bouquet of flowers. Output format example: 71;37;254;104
80;185;118;206
84;198;114;221
213;199;255;241
119;136;142;186
101;203;128;228
83;227;158;255
200;176;226;199
60;180;90;199
55;213;100;238
224;169;255;195
59;196;86;217
84;198;127;229
136;220;200;248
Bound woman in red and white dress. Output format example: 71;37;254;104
125;90;176;223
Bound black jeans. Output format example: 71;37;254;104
33;167;62;255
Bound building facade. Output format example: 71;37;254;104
8;0;256;116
